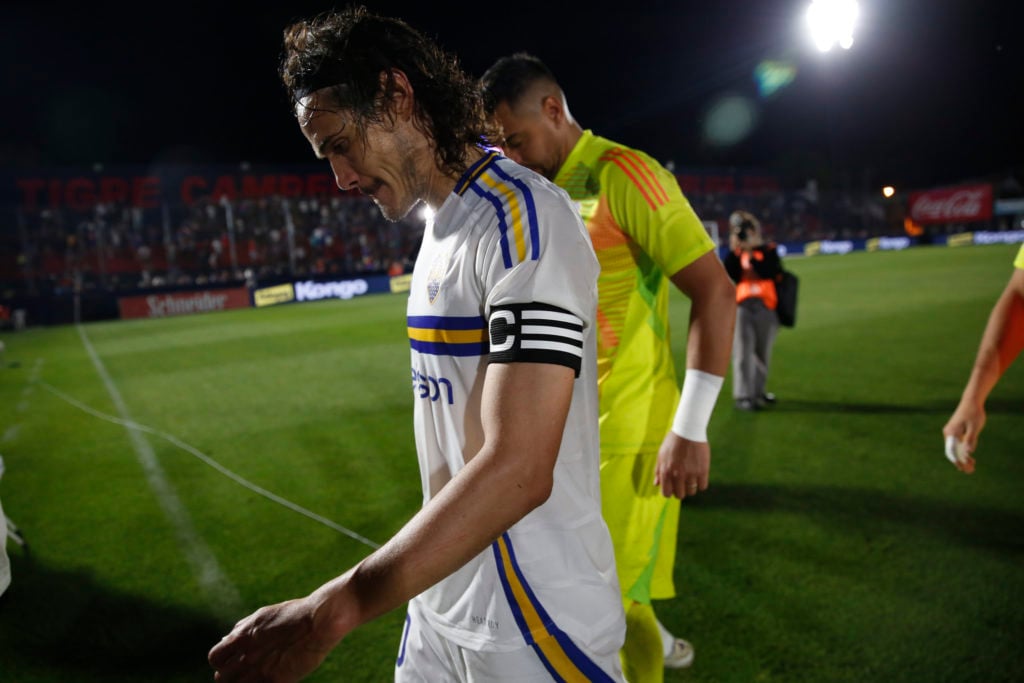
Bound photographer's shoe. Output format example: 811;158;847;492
735;398;758;411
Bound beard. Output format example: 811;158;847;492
373;130;427;222
375;194;416;222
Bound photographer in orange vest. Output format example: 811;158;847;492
723;211;785;411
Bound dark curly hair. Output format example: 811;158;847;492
280;6;498;177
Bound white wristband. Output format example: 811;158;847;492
671;369;724;442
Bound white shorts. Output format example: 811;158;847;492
395;601;625;682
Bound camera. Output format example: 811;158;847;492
736;219;755;242
729;211;760;247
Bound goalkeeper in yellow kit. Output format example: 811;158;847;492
483;54;737;682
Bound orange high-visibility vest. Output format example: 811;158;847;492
735;250;778;310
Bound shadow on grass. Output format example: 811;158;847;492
690;483;1024;555
762;398;1021;415
0;551;224;681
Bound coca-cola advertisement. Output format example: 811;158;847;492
908;183;993;225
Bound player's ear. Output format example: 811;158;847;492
381;68;415;124
540;94;564;125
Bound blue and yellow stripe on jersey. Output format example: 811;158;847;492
407;315;488;357
455;150;500;196
492;533;618;682
457;155;541;270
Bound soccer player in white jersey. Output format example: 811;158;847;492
209;8;626;682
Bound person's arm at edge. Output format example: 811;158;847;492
653;251;737;498
941;267;1024;473
209;361;574;682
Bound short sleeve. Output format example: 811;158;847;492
601;149;714;277
1015;244;1024;270
476;181;598;377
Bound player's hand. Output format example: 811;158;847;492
654;431;710;499
941;400;983;474
209;593;344;682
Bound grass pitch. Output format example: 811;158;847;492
0;243;1021;682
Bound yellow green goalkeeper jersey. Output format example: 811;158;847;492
554;131;715;456
1015;244;1024;269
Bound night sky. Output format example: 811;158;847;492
2;0;1021;191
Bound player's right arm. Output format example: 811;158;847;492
209;360;574;682
942;265;1024;473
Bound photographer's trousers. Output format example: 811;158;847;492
732;298;779;402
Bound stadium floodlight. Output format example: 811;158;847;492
806;0;859;52
882;186;895;198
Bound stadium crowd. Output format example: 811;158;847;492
6;180;904;295
9;191;424;295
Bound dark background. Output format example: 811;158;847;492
1;0;1021;190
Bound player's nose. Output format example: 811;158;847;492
329;157;359;191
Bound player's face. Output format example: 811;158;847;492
492;101;562;181
296;93;425;222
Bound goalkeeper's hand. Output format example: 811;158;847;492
941;401;981;474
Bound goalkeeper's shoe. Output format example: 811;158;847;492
664;637;695;669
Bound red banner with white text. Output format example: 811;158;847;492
908;183;993;225
118;288;251;320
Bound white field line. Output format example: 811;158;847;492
76;325;243;619
42;375;380;551
3;359;42;443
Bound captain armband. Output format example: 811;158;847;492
488;303;584;377
671;369;725;442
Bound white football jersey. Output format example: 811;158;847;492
406;153;625;671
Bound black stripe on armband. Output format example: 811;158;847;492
488;303;585;377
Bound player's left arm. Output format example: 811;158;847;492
602;151;736;498
653;253;736;499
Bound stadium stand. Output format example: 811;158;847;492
8;191;423;296
3;165;1020;325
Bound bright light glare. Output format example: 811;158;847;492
807;0;859;52
754;60;797;98
882;186;895;198
418;204;434;223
